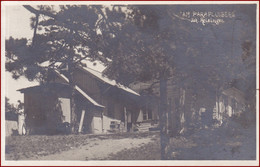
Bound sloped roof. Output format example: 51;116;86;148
39;61;62;68
18;83;70;93
38;60;139;96
54;70;105;108
18;81;104;109
80;67;140;96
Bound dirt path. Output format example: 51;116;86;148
28;136;155;160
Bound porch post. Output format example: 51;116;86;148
78;110;86;133
124;107;127;132
101;111;104;132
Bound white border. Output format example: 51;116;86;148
1;1;259;166
256;0;260;166
1;1;7;166
1;160;259;166
1;1;260;5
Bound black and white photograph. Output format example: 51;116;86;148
1;1;259;166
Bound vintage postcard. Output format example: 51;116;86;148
1;1;259;166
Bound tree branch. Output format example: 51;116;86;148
23;5;56;19
32;14;39;46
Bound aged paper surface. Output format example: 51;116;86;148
1;1;259;166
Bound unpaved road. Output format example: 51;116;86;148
31;137;155;160
6;122;256;161
6;132;159;160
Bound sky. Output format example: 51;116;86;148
3;5;38;105
4;5;33;39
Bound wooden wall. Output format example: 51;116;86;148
74;68;101;102
24;92;63;134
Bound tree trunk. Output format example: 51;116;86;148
32;14;39;46
68;29;78;134
170;97;178;137
175;96;181;135
70;80;77;133
67;55;77;133
180;88;186;134
168;98;172;136
159;77;168;160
